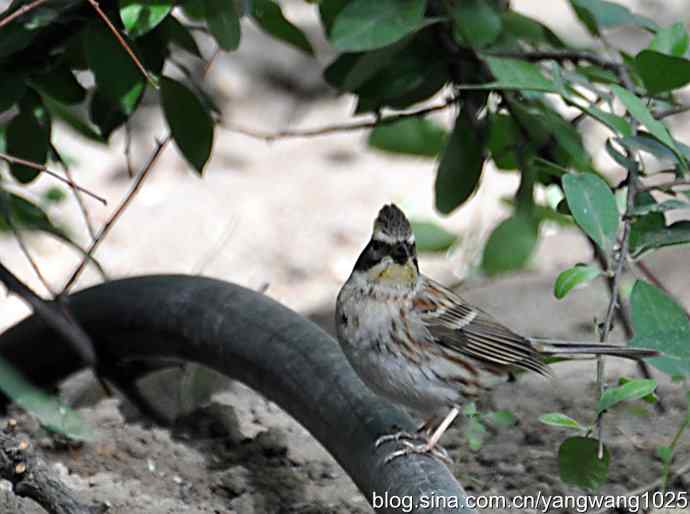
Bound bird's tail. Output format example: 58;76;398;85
530;338;659;360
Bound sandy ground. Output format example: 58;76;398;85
1;0;690;512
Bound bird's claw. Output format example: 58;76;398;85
374;431;423;448
378;438;452;465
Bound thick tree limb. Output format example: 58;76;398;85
0;275;476;514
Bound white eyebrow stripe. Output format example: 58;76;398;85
372;230;399;245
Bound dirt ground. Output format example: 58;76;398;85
1;0;690;513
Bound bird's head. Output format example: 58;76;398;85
353;204;419;287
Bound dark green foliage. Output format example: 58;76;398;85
559;437;610;490
160;77;214;174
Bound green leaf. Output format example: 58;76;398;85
481;214;539;276
159;15;201;57
486;410;516;428
449;0;502;48
43;96;104;143
337;38;412;92
630;280;690;377
629;199;690;216
409;220;457;253
554;264;601;299
488;113;520;170
0;190;107;275
649;22;689;57
558;437;610;490
464;417;487;451
463;401;478;417
629;217;690;259
501;11;565;47
0;357;94;441
120;0;173;38
6;105;50;184
205;0;241;51
89;91;129;140
329;0;427;52
618;133;678;164
252;0;313;55
160;76;214;174
562;173;619;254
0;73;26;113
85;23;145;115
434;114;485;214
29;66;86;105
635;50;690;94
42;187;67;205
576;64;618;84
351;34;448;111
319;0;349;35
368;118;446;158
484;57;557;92
0;19;35;59
573;103;632;137
618;377;658;403
597;379;657;413
610;85;685;168
570;0;656;35
539;412;582;429
657;446;673;464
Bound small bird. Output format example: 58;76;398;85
335;204;658;463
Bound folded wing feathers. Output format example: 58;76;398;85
422;281;551;376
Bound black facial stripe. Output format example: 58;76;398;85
354;240;391;271
353;239;417;271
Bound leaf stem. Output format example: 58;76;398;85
661;417;689;492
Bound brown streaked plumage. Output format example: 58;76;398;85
335;203;658;463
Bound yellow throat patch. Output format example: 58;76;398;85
372;262;417;286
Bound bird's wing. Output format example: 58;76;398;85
415;278;551;376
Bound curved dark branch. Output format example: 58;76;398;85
0;275;476;514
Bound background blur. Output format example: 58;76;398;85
1;1;689;513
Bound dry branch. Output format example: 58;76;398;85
0;152;107;205
0;420;107;514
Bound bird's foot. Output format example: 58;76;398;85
382;439;452;465
374;431;423;448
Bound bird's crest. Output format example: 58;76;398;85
373;204;413;243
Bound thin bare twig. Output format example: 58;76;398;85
0;152;107;205
0;0;49;30
592;49;642;459
0;262;96;365
124;124;135;179
50;144;97;241
593;244;662;412
203;47;222;79
60;137;170;295
85;0;157;88
13;230;56;298
223;98;458;142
